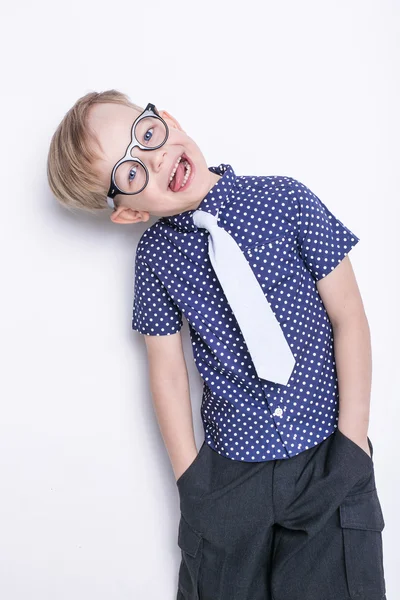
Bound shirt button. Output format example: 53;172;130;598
273;407;283;417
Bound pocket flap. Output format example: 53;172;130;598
340;489;385;531
178;516;202;557
244;230;291;251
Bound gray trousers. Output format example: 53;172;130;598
176;429;386;600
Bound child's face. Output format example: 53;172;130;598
87;102;222;224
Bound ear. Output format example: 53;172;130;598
110;206;151;225
159;110;185;133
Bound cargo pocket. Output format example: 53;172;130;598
340;488;386;598
177;514;203;599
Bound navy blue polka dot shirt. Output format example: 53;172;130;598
132;164;360;462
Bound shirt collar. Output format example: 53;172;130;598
159;163;237;233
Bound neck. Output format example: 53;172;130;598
158;171;223;219
189;172;223;212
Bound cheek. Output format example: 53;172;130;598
143;178;165;200
141;184;167;208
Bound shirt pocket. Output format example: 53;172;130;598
242;226;296;253
243;229;297;266
242;229;299;294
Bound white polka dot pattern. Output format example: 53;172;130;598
131;164;360;462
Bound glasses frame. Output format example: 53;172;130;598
106;103;169;210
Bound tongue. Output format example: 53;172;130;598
169;161;186;192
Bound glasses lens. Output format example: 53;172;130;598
134;116;167;149
114;116;167;195
115;160;147;195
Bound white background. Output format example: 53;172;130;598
0;0;398;597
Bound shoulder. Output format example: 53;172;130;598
135;219;170;262
231;173;305;221
240;174;325;213
235;173;299;190
233;173;305;207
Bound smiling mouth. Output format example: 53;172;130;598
168;153;193;192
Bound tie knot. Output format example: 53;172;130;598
193;209;218;231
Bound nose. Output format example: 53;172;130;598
135;148;167;173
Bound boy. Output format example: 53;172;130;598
47;90;387;599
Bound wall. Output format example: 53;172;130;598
0;0;398;597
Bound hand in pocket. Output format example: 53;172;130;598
175;447;199;483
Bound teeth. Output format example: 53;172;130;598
180;161;191;188
169;156;182;182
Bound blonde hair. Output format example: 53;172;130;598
46;90;144;214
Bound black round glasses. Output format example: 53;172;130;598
106;103;169;210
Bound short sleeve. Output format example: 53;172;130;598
131;252;183;336
288;178;360;282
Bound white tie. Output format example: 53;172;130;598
192;209;296;386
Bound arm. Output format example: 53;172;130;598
144;330;199;481
316;255;372;456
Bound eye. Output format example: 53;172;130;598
144;128;153;143
128;165;137;182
